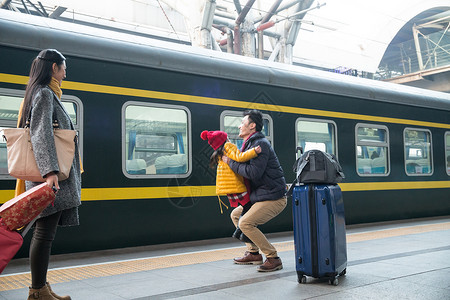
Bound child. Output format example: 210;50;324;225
201;130;261;243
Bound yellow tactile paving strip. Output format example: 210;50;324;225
1;222;449;292
346;222;450;243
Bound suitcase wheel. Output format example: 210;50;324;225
339;268;347;276
298;275;307;284
328;277;338;286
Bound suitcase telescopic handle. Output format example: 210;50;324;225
297;146;303;153
296;146;303;160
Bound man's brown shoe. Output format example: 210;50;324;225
257;257;283;272
233;251;263;265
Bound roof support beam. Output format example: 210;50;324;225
234;0;256;55
0;0;12;9
235;0;256;26
49;6;67;19
258;0;284;59
412;25;424;70
22;0;47;17
201;0;216;30
233;0;242;14
286;0;317;46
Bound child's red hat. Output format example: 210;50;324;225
200;130;227;150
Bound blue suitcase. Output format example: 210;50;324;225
292;184;347;285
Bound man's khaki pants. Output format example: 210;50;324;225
231;196;287;258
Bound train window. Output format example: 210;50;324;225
60;97;84;162
446;132;450;175
0;95;22;123
0;94;22;177
296;118;337;155
220;110;273;149
61;102;77;125
355;124;390;176
123;102;191;178
404;128;433;176
0;89;83;179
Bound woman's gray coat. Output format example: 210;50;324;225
26;86;81;226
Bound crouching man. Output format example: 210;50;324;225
223;109;287;272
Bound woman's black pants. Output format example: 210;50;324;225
29;211;62;289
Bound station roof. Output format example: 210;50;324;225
293;0;450;72
2;0;449;74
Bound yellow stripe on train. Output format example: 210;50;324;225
338;181;450;191
0;181;449;203
81;181;450;200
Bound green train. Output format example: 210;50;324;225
0;10;449;257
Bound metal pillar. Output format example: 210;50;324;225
268;41;281;61
412;25;424;71
200;0;217;49
255;1;323;63
257;0;283;59
234;0;256;56
284;0;317;63
226;27;234;53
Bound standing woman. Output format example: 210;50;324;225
17;49;81;300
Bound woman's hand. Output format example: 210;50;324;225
222;155;230;164
45;172;60;191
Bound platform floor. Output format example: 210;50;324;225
1;216;450;300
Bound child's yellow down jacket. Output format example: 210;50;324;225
216;142;257;195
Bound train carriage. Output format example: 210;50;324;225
0;10;449;257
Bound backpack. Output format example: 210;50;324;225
294;149;345;184
287;148;345;195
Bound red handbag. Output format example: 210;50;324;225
0;218;36;274
0;222;23;274
0;183;56;231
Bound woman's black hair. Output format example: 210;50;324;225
209;143;225;169
19;49;66;127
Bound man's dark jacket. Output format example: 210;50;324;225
229;132;286;203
